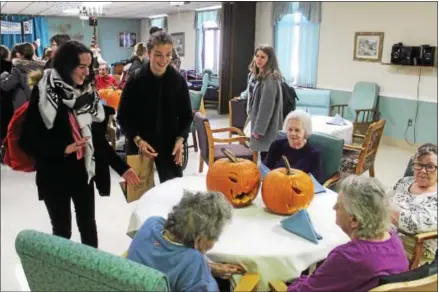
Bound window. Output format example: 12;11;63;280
275;12;320;88
202;21;220;73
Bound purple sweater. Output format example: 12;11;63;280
287;232;409;292
263;138;323;183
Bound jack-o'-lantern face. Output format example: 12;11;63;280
262;156;314;215
207;149;261;207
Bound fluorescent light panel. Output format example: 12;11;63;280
196;5;222;11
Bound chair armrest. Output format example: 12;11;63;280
415;231;438;242
353;133;366;139
212;127;245;136
343;144;364;151
233;273;260;292
268;280;288;292
330;104;348;108
323;172;341;188
213;136;249;144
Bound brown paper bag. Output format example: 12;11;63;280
120;154;155;203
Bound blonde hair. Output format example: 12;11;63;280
133;42;147;58
248;44;282;81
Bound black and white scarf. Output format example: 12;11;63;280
38;69;105;183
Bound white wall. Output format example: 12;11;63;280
317;2;437;102
255;2;438;101
167;11;196;69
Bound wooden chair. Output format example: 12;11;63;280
340;119;386;177
229;98;248;138
268;274;438;292
330;82;379;142
369;274;438;291
193;112;257;173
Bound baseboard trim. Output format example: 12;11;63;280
382;136;421;153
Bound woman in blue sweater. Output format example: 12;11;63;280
262;110;323;183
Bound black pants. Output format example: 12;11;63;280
260;151;268;162
154;153;183;183
214;277;231;292
43;184;98;248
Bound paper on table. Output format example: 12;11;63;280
310;174;326;194
327;114;346;126
281;209;323;244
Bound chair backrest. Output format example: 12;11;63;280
347;82;379;118
16;229;169;291
200;73;210;97
369;274;437;292
194;112;211;162
308;132;344;183
360;119;386;160
229;99;248;130
276;131;343;183
404;158;414;177
189;90;202;111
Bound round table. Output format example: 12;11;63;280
126;176;349;290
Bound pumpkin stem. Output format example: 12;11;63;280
222;148;238;163
282;155;293;175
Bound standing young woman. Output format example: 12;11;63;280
117;31;193;183
19;41;139;248
248;45;284;161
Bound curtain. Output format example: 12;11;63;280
273;2;321;24
275;14;295;84
194;9;220;73
296;16;320;88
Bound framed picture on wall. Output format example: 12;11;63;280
353;32;384;62
119;32;136;48
171;32;185;57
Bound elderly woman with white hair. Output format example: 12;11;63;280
127;190;245;292
288;176;409;292
262;110;323;182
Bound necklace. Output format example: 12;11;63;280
163;230;183;246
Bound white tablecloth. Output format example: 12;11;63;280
311;115;353;145
126;176;349;290
244;115;353;145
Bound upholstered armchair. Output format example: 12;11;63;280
340;119;386;177
330;82;380;141
194;112;257;173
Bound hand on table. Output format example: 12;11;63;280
209;262;246;279
122;168;140;185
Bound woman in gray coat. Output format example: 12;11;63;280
0;42;45;110
248;45;283;161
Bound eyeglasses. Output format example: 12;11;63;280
413;162;438;172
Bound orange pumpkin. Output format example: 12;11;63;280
98;86;121;110
206;149;261;208
262;156;314;215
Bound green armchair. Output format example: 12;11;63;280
16;229;169;291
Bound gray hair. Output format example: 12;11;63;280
283;109;312;138
164;189;232;247
414;143;437;161
338;175;392;240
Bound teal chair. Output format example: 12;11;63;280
16;230;169;291
276;131;344;188
295;88;331;116
331;82;379;140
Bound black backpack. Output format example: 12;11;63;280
281;81;299;119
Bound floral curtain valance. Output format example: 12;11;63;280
194;9;221;29
273;2;321;25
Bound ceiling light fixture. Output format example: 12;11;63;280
170;2;185;7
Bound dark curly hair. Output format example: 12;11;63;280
146;31;173;53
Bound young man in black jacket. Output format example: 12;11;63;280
117;31;193;183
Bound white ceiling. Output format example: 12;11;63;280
1;1;222;19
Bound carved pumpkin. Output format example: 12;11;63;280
262;156;314;215
206;149;261;208
98;86;121;110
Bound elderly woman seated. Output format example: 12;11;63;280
390;143;438;265
127;190;245;292
287;175;408;292
261;110;323;182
